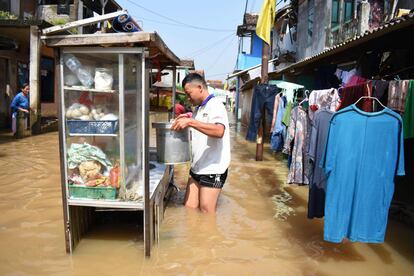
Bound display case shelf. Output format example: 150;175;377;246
68;198;144;209
64;86;117;93
68;133;118;137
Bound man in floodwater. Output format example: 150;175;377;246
171;73;230;213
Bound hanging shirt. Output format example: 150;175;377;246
308;88;339;120
321;104;405;243
388;80;410;113
283;106;312;185
282;101;294;127
403;80;414;139
307;108;334;219
270;96;287;152
337;82;372;112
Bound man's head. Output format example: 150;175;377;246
182;73;208;105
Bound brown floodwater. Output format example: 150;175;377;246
1;123;414;276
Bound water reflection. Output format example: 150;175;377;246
1;125;414;275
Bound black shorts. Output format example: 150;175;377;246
190;169;228;189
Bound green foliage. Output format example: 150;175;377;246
0;10;18;20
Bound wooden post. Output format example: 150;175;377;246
255;41;269;161
29;25;41;134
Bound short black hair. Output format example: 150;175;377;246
21;83;29;89
182;73;207;89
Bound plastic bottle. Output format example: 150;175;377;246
64;54;94;88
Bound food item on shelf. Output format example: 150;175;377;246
79;115;90;121
94;68;114;90
79;105;89;115
85;174;110;187
109;165;120;188
71;108;82;118
66;103;89;119
100;113;118;121
79;160;102;181
68;174;84;185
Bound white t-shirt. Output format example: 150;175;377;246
190;97;231;174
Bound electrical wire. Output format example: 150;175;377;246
187;33;235;58
125;0;234;32
205;35;237;72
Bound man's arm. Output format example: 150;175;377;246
171;117;224;138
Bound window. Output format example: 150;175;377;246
0;0;10;12
344;0;354;23
331;0;340;28
307;0;315;45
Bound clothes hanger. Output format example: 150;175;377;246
354;96;386;109
298;90;309;106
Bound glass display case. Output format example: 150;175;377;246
46;30;181;257
60;48;147;208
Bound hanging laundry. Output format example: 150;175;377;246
246;84;279;141
308;88;340;120
270;93;281;132
321;105;405;243
344;75;367;87
371;80;389;102
335;68;357;86
282;100;294;127
403;80;414;139
283;106;312;185
337;81;373;112
270;95;287;152
387;80;410;113
307;108;334;219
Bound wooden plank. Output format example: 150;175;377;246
42;10;127;35
43;32;151;47
42;32;180;65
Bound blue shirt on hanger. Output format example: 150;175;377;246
321;104;405;243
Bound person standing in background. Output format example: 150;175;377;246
10;83;30;135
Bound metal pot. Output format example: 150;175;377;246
152;122;191;164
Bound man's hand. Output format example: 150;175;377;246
171;117;193;131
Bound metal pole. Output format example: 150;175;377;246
143;55;151;257
172;66;177;119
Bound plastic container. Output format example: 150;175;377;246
69;185;117;200
67;120;118;134
94;68;114;90
152;122;191;164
